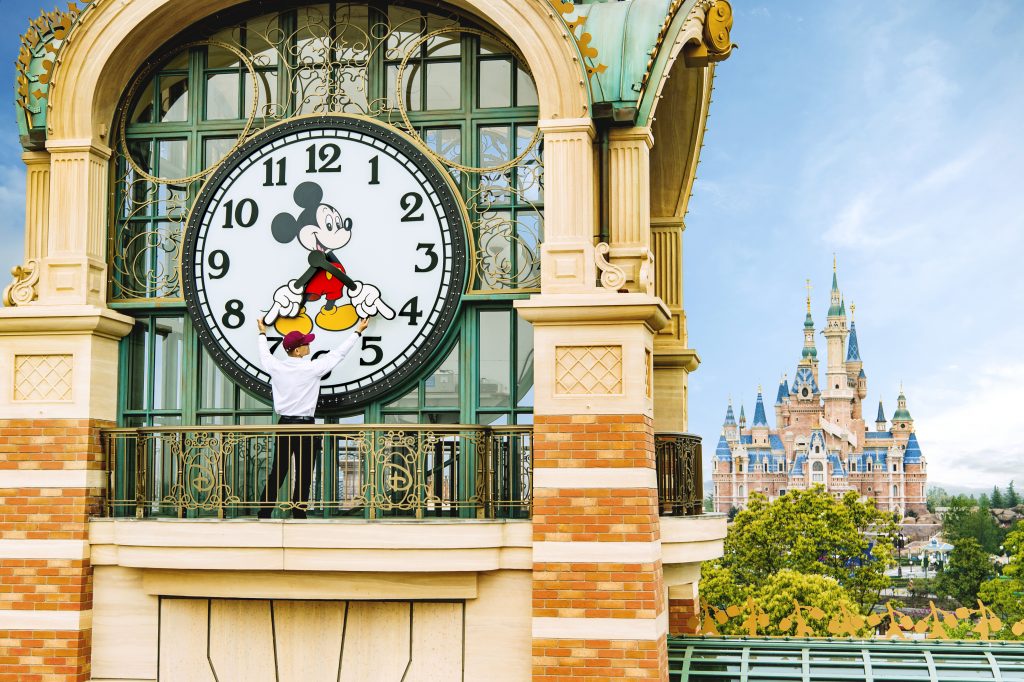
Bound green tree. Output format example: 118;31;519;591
704;492;714;512
936;538;993;606
927;486;950;513
699;565;864;637
943;497;1006;554
992;486;1006;508
1007;481;1020;507
720;487;895;612
978;523;1024;639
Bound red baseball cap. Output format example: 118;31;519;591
283;330;315;352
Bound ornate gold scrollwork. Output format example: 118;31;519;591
684;0;735;67
2;260;40;307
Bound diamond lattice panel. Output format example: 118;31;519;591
555;345;623;395
14;354;73;402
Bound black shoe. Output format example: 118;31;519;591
292;508;307;520
257;508;273;519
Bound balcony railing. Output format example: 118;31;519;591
101;424;532;520
655;432;704;516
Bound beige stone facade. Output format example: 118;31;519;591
1;0;734;679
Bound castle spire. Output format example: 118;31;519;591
723;399;736;426
801;279;818;363
827;261;843;318
776;374;789;404
875;398;886;431
752;388;768;427
738;404;747;428
846;318;861;361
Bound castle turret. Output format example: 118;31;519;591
751;387;770;446
738;404;747;430
723;400;739;443
800;280;819;383
875;398;887;432
845;305;866;399
822;260;854;437
775;374;790;429
891;387;914;438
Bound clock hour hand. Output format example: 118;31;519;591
306;252;357;290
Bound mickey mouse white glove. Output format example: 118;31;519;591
263;279;304;324
350;281;396;320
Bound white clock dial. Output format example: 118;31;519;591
183;115;468;410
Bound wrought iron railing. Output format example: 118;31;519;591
656;432;703;516
102;424;532;520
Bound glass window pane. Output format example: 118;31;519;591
158;74;189;122
157;139;188;180
245;70;278;118
131;83;155;124
477;210;513;290
207;35;241;69
206;73;240;120
424;341;460;408
152;316;184;410
386;385;419;409
124;320;149;411
517;125;543;202
337;65;369;113
384;413;417;424
425;62;460;110
479;59;512;108
245;14;280;66
335;5;370;61
386;7;424;58
516;315;534;408
516;66;538;107
424;127;461;184
239;414;274;426
479;413;509;426
515;210;542;289
515;413;534;425
479;126;512;200
387;63;422;111
154;221;181;298
238;388;269;411
479;311;511;408
479;35;509;56
199;348;233;409
204;137;235;166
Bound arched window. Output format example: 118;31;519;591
812;461;823;472
108;2;541;427
893;484;899;497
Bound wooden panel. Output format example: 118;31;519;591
158;599;216;682
208;600;276;682
406;602;463;682
339;602;411;682
273;600;346;682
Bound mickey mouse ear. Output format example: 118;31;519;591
293;182;323;208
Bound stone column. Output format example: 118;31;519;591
38;140;112;307
0;137;131;680
651;217;699;433
538;118;597;293
607;127;653;292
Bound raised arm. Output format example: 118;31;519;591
310;317;370;374
256;318;276;370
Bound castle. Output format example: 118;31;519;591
712;264;928;516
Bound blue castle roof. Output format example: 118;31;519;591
790;454;807;476
791;366;819;396
769;434;784;452
752;392;768;427
847;321;861;361
723;403;736;426
865;431;891;440
715;435;731;460
829;453;847;477
776;377;789;404
904;433;923;463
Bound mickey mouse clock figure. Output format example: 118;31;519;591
183;115;468;410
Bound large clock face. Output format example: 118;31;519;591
182;115;468;411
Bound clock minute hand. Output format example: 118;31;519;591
306;251;357;290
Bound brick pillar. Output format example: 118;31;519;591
667;583;700;636
0;418;109;681
531;414;668;681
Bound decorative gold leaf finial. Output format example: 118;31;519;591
547;0;607;81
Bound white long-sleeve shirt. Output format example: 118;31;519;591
256;333;360;417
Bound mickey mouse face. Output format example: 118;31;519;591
298;204;353;252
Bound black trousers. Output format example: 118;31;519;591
259;416;320;516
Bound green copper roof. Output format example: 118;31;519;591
804;312;814;329
893;391;912;420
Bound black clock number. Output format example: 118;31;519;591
267;336;283;353
398;297;422;326
222;299;245;329
368;155;380;185
400;192;424;222
414;243;438;272
310;350;333;380
306;143;342;173
359;336;383;366
207;250;230;279
262;157;286;186
222;199;259;229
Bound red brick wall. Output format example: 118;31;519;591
668;597;698;636
532;414;668;682
0;419;108;682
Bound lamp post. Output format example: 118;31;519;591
897;533;907;578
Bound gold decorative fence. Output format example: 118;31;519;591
656;432;703;516
102;424;531;519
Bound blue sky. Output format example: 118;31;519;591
0;1;1021;489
